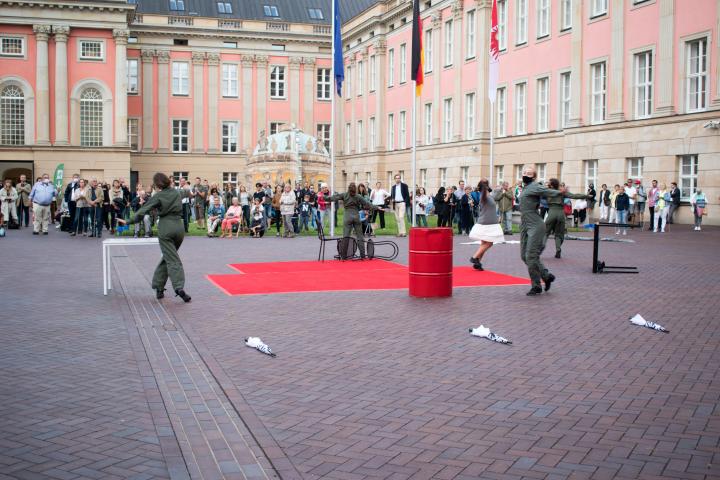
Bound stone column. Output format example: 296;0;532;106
432;17;442;144
113;29;129;145
607;0;624;122
475;0;491;137
302;57;315;134
191;51;205;152
654;0;675;116
567;0;584;127
714;0;720;107
374;40;387;151
156;50;170;152
289;56;302;127
141;49;155;152
33;25;51;145
452;1;463;140
53;25;70;145
241;55;254;152
207;53;220;153
255;55;269;141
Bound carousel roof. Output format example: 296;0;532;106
252;125;329;157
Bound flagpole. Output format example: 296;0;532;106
489;100;494;184
411;87;417;228
330;0;336;237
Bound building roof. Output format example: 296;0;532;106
133;0;382;25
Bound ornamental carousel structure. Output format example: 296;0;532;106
249;124;330;187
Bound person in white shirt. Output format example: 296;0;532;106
414;187;429;227
625;181;637;223
370;182;389;229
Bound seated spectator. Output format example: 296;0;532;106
573;198;588;227
221;197;243;238
249;197;265;238
206;197;225;237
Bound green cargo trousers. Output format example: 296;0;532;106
544;207;566;254
343;210;366;258
520;221;548;289
152;218;185;291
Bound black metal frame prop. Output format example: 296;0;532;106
317;223;399;262
592;222;639;274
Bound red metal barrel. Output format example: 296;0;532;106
408;228;453;297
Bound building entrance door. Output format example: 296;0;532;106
0;161;34;184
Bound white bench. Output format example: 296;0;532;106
103;237;159;295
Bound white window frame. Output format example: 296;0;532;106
634;51;653;119
127;58;139;94
516;0;528;45
172;119;189;153
357;59;364;96
561;0;572;31
222;172;239;189
0;36;25;57
222;121;239;153
465;92;476;140
79;88;104;147
316;123;331;152
317;68;331;100
369;116;376;151
420;168;427;189
536;163;547;183
399;110;407;149
591;0;608;18
536;77;549;132
357;120;363;153
515;82;526;135
498;0;508;51
443;98;453;142
536;0;550;39
679;154;699;200
627;157;643;180
590;61;607;124
127;118;139;151
686;38;708;113
466;10;476;59
560;71;571;128
369;55;377;92
496;87;506;137
345;65;352;99
495;165;504;185
172;171;189;184
461;166;469;183
387;113;395;150
172;61;190;96
388;48;395;87
221;63;238;97
78;39;104;61
585;159;598;188
269;121;281;135
0;85;26;145
444;19;454;67
400;43;408;83
424;29;433;73
439;167;447;187
345;122;351;153
270;65;286;99
424;103;433;145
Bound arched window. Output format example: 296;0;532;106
0;85;25;145
80;87;103;147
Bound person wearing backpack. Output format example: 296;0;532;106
690;189;707;231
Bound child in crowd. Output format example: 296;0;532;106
249;197;265;238
299;194;312;232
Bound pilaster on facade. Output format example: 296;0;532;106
241;54;254;152
567;0;584;128
191;52;206;153
654;0;675;117
474;1;491;138
361;47;369;153
289;56;302;127
374;40;387;152
113;29;130;146
714;0;720;108
349;56;357;153
141;49;155;152
53;25;70;146
255;55;269;145
607;0;625;122
207;53;220;153
302;57;316;135
432;16;442;145
452;4;463;141
156;50;171;153
33;24;51;145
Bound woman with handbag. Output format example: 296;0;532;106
468;182;504;271
690;189;707;231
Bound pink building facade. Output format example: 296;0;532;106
338;0;720;225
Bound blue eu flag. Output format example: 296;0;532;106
333;0;344;97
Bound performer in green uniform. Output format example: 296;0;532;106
519;166;561;296
325;183;378;259
544;178;590;259
118;173;191;302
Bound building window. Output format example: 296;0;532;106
635;51;653;119
537;0;550;39
444;20;454;67
560;72;571;128
516;0;527;45
222;64;238;97
460;166;469;183
79;40;104;61
465;92;475;140
515;82;526;135
172;119;189;153
270;65;286;98
0;37;24;57
561;0;572;30
424;30;433;73
345;122;351;152
172;61;190;95
223;41;237;48
316;124;330;152
388;48;395;86
308;8;324;20
222;121;238;153
591;0;608;17
498;0;508;51
127;118;139;151
345;65;352;99
357;60;364;96
439;167;447;187
687;38;708;112
419;168;427;188
222;172;239;189
80;88;103;147
496;87;506;137
443;98;453;142
628;157;643;180
514;164;525;181
495;165;504;185
536;163;547;183
316;68;331;100
398;170;405;182
399;111;407;149
387;113;395;150
365;172;372;186
536;77;549;132
466;10;476;59
369;55;377;92
369;117;376;151
0;85;24;145
585;159;598;188
424;103;433;145
591;61;606;124
172;171;189;184
127;59;139;94
679;155;698;200
263;5;279;17
217;2;232;14
400;43;407;83
169;0;185;11
357;120;363;152
269;122;281;135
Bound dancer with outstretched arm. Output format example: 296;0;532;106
118;172;191;302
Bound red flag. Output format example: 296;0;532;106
489;0;499;102
411;0;424;97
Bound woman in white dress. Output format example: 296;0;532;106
468;182;505;271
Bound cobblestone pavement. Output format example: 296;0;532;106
2;223;719;480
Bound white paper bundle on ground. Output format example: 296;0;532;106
469;325;512;344
629;314;669;333
245;336;277;356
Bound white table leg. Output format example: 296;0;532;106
107;245;112;292
103;244;107;295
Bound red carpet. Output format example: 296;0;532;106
207;260;528;296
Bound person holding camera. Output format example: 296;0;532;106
1;179;19;228
15;174;31;227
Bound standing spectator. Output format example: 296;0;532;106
598;184;610;221
238;185;250;231
614;186;630;235
634;179;646;226
224;184;235;208
1;179;19;227
71;179;88;236
64;173;80;233
87;178;104;238
625;180;637;223
414;187;429;227
15;174;31;227
513;180;523;211
586;183;597;221
609;184;620;224
434;187;449;227
446;186;458;228
177;177;191;232
390;174;410;237
653;183;670;233
29;174;57;235
192;177;208;228
271;185;283;236
494;182;514;235
370;181;389;229
459;186;474;235
690;189;707;231
131;185;152;238
262;181;273;224
100;181;111;232
573;198;588;227
220;197;242;238
298;194;312;232
668;182;681;224
647;179;659;231
454;180;465;232
280;184;297;238
119;178;131;220
109;179;124;233
206;197;225;237
308;185;319;228
253;183;267;228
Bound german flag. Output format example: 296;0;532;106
411;0;423;97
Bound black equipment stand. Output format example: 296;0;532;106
592;222;639;274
